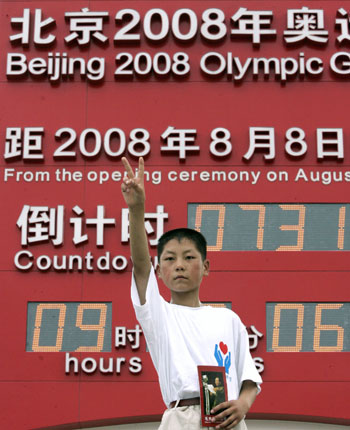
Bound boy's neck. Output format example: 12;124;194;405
170;291;202;308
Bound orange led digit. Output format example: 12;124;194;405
313;304;344;352
337;206;346;250
272;303;304;352
276;205;306;251
267;302;349;352
195;204;225;251
32;304;66;352
188;203;350;251
75;303;107;352
239;205;266;249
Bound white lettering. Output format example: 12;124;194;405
65;354;140;375
7;53;105;82
81;357;97;373
65;353;79;374
200;52;323;82
4;168;50;182
294;168;350;185
14;251;130;273
14;250;33;270
330;52;350;75
129;357;143;374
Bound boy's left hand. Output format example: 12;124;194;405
210;398;249;429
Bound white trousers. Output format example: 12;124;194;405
158;405;248;430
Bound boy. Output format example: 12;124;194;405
121;157;262;429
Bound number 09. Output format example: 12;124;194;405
32;303;107;352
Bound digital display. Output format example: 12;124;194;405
266;303;350;352
188;203;350;251
26;302;112;352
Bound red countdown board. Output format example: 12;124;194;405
1;1;350;429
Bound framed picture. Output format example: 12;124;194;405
197;365;228;427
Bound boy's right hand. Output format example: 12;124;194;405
121;157;145;209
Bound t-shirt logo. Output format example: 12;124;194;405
219;341;228;355
214;342;231;374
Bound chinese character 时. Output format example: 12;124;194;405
231;7;276;46
115;325;142;349
65;8;109;45
17;205;64;246
4;127;44;161
284;7;328;44
10;8;56;46
161;126;198;160
121;205;168;246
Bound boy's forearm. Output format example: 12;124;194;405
238;380;258;412
129;204;151;273
211;380;258;427
128;205;151;305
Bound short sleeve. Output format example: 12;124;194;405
235;323;263;394
130;266;167;368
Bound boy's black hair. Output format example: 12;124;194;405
157;228;207;261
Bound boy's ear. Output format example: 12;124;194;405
156;263;161;278
203;259;210;276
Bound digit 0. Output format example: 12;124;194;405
195;204;225;251
32;304;66;352
272;304;304;352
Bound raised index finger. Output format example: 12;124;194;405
137;157;144;181
121;157;134;179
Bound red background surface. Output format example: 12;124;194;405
1;1;350;429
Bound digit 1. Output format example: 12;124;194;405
277;205;305;251
272;303;304;352
75;304;107;352
194;204;226;251
32;303;66;352
313;304;344;352
239;205;266;249
337;206;346;250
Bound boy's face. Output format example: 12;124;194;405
157;238;209;296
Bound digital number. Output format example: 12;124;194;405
338;206;346;249
239;205;266;249
29;303;109;352
32;304;66;352
190;203;349;251
272;304;304;352
270;303;346;352
75;304;107;352
313;304;344;352
195;204;225;251
276;205;305;251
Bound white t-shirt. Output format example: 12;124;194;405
131;267;262;407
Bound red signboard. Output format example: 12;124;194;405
1;1;350;429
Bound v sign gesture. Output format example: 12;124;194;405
121;157;150;304
121;157;145;209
